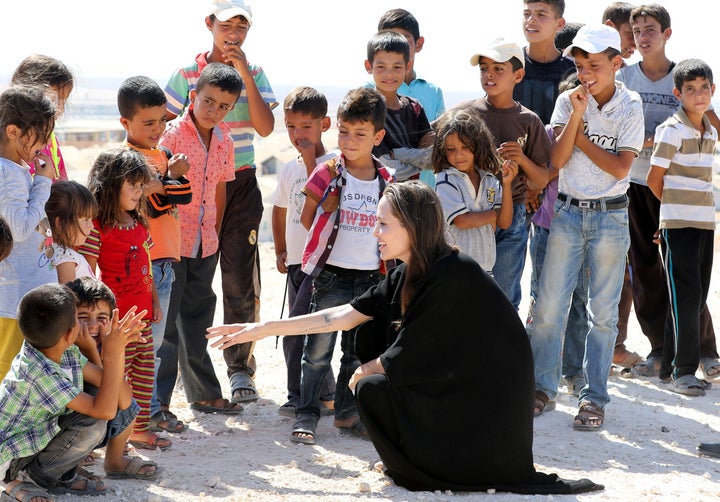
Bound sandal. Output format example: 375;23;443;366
2;481;54;502
564;374;586;397
533;390;556;417
669;374;710;396
128;431;172;451
47;472;107;496
290;415;319;445
190;398;243;414
229;372;259;403
106;457;160;481
335;418;370;441
613;348;642;368
700;357;720;380
573;402;605;431
149;409;188;433
630;356;660;377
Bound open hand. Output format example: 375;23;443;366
206;322;264;350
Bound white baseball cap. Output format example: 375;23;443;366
563;25;621;57
210;0;253;25
470;38;525;68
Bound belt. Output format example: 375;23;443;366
557;193;628;211
323;264;379;277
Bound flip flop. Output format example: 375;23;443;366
229;372;259;403
697;442;720;458
1;481;54;502
191;398;243;415
106;457;160;481
290;416;318;445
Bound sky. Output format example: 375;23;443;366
1;0;719;109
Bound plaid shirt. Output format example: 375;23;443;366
0;342;86;463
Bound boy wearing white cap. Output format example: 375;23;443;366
528;24;644;430
162;0;277;405
464;38;552;312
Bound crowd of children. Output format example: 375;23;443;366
1;0;719;499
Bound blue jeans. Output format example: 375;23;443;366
298;267;380;421
528;198;629;408
150;261;174;417
492;203;528;310
528;224;590;379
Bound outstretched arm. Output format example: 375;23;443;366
207;304;371;350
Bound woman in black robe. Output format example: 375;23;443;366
207;181;601;494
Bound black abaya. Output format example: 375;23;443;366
351;251;601;494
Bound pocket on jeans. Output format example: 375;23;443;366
312;270;337;296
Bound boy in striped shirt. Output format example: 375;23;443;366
647;58;717;397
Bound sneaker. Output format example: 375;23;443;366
564;375;586;397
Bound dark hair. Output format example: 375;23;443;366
673;58;714;89
283;86;328;118
87;148;151;230
558;71;581;93
45;181;97;249
11;54;74;100
0;85;55;148
378;8;420;40
432;107;502;176
523;0;565;17
382;181;454;312
117;75;167;120
569;46;621;60
336;87;386;132
65;276;117;311
196;63;243;98
0;216;12;262
602;2;635;26
17;283;77;349
555;22;585;52
630;4;670;31
367;30;410;64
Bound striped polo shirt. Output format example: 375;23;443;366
164;52;277;171
651;108;717;230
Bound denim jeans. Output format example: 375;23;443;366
151;261;174;416
283;264;336;404
528;198;629;408
492;202;528;310
298;267;380;420
528;224;590;380
8;412;107;489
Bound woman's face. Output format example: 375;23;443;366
373;197;411;263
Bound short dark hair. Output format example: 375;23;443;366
336;87;386;132
0;216;12;262
196;63;243;98
630;4;670;31
283;86;328;118
65;277;117;311
378;8;420;41
367;30;410;64
45;180;98;249
117;76;167;120
602;2;635;26
523;0;565;17
18;284;77;349
555;22;585;52
673;59;714;90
